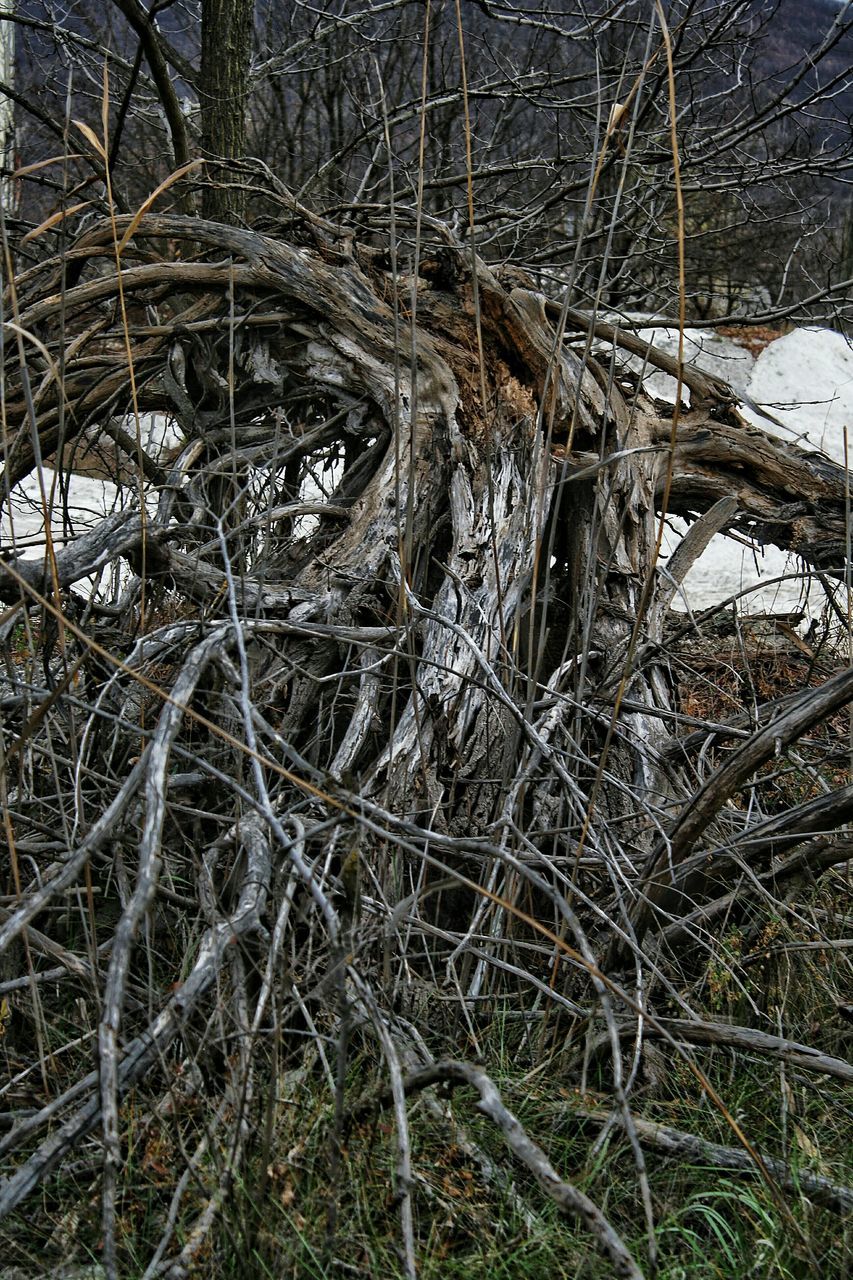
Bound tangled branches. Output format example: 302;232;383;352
1;196;851;1276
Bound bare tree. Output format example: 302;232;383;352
1;2;852;1277
5;1;853;320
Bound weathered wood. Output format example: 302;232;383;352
572;1107;853;1215
613;666;853;962
2;200;851;1239
389;1060;646;1280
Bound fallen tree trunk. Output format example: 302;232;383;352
1;195;851;1269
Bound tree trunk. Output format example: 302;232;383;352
4;205;848;931
200;0;253;222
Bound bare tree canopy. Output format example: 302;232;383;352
3;0;853;321
0;2;852;1277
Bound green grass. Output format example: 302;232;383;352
2;1026;849;1278
203;1017;851;1280
2;877;850;1279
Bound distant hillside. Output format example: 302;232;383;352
755;0;853;115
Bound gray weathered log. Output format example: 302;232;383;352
574;1108;853;1215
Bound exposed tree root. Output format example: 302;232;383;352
1;194;851;1273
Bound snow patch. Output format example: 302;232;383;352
1;469;122;550
632;325;757;401
647;326;853;619
741;327;853;461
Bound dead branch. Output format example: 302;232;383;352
393;1060;646;1280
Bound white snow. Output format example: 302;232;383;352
635;325;853;619
0;414;179;597
1;469;121;550
742;327;853;461
631;325;756;399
